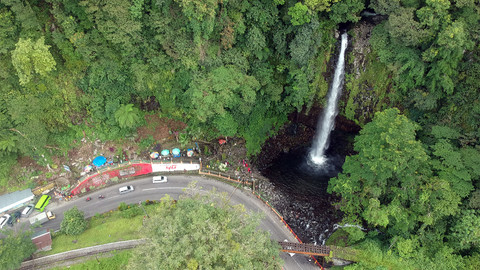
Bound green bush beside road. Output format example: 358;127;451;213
41;202;158;256
50;250;132;270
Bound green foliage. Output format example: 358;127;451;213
11;37;56;85
330;108;426;230
120;205;143;218
343;226;366;244
0;153;16;188
118;202;128;211
341;239;414;270
468;190;480;209
61;206;88;236
138;135;155;152
328;0;365;24
0;230;36;270
464;253;480;270
369;0;479;113
114;104;142;129
330;109;480;269
0;8;18;54
329;108;472;240
304;0;335;12
448;210;480;251
288;3;311;26
51;250;133;270
343;51;393;124
128;194;283;269
178;133;189;147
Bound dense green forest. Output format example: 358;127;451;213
0;0;479;268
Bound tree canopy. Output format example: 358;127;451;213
329;108;480;269
128;193;282;269
0;230;36;270
60;206;88;236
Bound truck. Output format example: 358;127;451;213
29;211;55;225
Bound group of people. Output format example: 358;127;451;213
242;160;252;174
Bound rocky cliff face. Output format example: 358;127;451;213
340;20;394;126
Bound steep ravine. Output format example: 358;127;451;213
254;105;359;243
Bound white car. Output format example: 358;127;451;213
22;204;34;217
152;176;167;183
0;214;11;229
119;185;134;194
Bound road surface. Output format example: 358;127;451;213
11;175;320;269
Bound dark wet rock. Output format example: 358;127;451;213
254;105;359;244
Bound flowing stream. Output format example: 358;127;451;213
310;33;348;165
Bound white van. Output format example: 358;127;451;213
119;185;134;194
152;176;167;183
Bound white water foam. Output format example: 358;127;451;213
310;33;348;166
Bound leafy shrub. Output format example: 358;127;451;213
139;135;155;151
121;206;143;218
60;206;88;235
118;202;128;211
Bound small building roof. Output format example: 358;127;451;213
31;229;52;251
0;189;34;214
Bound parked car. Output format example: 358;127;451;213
6;215;15;226
119;185;134;194
0;214;11;229
22;204;34;217
152;176;167;183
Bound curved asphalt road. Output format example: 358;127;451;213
12;175;320;270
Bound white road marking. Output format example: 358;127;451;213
142;187;186;191
293;256;306;270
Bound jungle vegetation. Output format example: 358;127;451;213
0;0;479;268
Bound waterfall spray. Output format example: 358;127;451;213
310;33;348;166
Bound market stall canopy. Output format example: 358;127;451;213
150;152;159;159
172;148;181;157
161;149;170;156
187;149;194;157
218;139;227;145
92;156;107;167
84;165;93;172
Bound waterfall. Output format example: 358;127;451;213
310;33;348;165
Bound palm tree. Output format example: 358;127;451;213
114;104;141;129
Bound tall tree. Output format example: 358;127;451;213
128;193;283;269
184;66;259;137
60;206;88;236
328;108;465;237
11;37;56;86
0;230;36;270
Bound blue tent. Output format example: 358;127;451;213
161;149;170;156
92;156;107;167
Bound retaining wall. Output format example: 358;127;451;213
20;239;146;270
